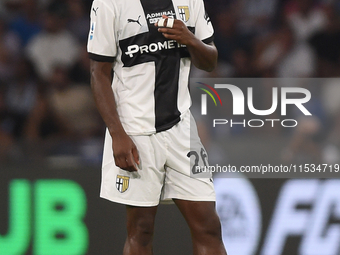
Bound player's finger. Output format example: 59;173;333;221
156;16;167;27
114;156;126;170
113;153;135;172
160;31;179;41
166;17;174;28
158;27;177;35
156;15;169;27
132;147;140;166
156;15;175;28
161;33;177;40
157;18;166;27
126;152;138;172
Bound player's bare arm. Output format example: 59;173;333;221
156;15;217;72
90;60;139;172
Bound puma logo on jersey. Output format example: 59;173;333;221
92;7;99;16
204;11;211;24
127;15;142;26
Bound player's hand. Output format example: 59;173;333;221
155;15;196;46
111;131;140;172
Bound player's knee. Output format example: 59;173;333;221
127;217;155;246
191;215;222;240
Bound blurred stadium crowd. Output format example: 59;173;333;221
0;0;339;164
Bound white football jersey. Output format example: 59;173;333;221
87;0;214;135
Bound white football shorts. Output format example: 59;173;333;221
100;110;215;206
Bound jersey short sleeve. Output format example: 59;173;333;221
87;0;117;62
193;0;214;44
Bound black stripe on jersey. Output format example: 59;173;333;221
202;35;214;44
88;53;115;62
120;0;194;132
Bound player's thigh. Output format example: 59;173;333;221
162;110;214;201
166;110;211;178
126;205;158;233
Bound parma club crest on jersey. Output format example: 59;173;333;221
178;6;190;22
116;175;130;193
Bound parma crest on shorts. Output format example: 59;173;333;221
178;6;190;22
116;175;130;193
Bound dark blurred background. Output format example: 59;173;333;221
0;0;340;162
0;0;102;163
